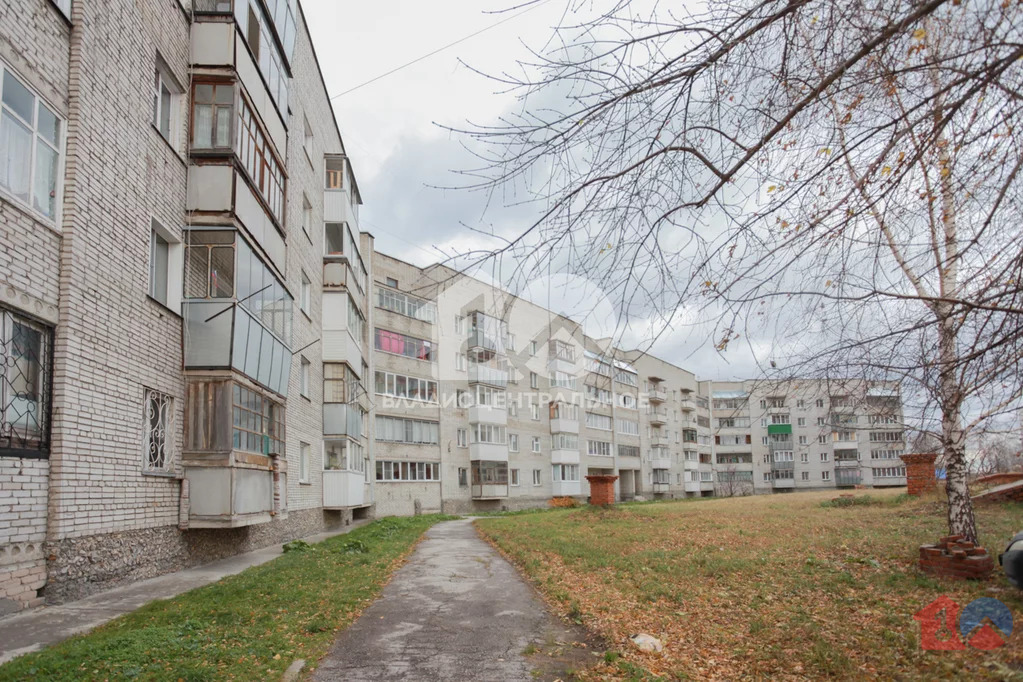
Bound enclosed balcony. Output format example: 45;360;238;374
467;359;508;388
647;450;672;470
183;230;292;397
548;339;576;374
836;468;862;487
471;460;508;499
323;439;367;509
835;450;860;467
324;155;362;232
182;378;284;528
466;312;507;358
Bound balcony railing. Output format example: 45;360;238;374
647;407;668;423
468;363;508;388
649;387;667;402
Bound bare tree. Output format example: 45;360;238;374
460;0;1023;543
716;465;754;497
973;434;1023;475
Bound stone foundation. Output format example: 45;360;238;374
918;535;994;580
43;507;353;604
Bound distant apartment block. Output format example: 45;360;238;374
0;0;905;614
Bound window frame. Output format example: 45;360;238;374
141;387;174;475
0;311;52;459
0;61;65;225
148;219;183;313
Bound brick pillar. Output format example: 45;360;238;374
901;453;938;496
585;475;619;506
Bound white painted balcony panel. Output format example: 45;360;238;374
190;21;234;66
551;449;580;465
235;176;286;274
552;480;581;497
322;331;363;376
547;356;576;375
468;405;506;426
472;483;508;499
550;418;578;434
324;189;359;231
469;442;508;462
684;481;700;492
323;470;365;508
186;164;233;211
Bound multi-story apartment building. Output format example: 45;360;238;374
0;0;907;615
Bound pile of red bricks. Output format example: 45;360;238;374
919;535;994;580
585;475;618;506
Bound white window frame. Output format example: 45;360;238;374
152;57;181;146
509;433;519;452
142;387;174;474
299;441;310;483
531;436;541;453
148;219;182;313
300;356;310;397
822;470;831;481
530;372;538;389
300;270;311;315
510;469;520;486
456;428;467;448
0;62;65;224
532;469;542;486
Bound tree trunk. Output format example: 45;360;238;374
938;309;977;544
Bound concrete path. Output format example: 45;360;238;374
0;521;369;664
313;519;579;681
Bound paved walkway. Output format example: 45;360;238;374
0;521;369;664
313;519;572;681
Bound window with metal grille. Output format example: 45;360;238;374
0;311;51;458
142;388;173;472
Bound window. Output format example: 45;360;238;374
871;448;904;460
149;228;169;304
299;442;310;482
816;399;825;408
618;444;640;458
301;194;312;237
375;416;439;444
761;418;767;427
456;428;467;448
531;436;541;453
587;440;611;456
510;469;520;486
376;460;440;482
817;417;826;426
376;287;437;323
152;59;180;143
762;436;769;445
374;370;438;403
797;417;805;426
818;435;828;444
553;433;578;450
0;312;50;457
585;385;612;405
0;66;63;222
470;422;506;445
300;271;311;314
869;431;904;443
509;433;519;452
872;466;906;478
820;452;830;462
530;340;537;355
323;363;360;403
191;81;233;149
183;229;234;299
302;115;313;161
374;328;435;362
324;223;367;292
51;0;72;19
530;372;538;389
553;464;579;482
797;399;805;408
798;435;807;445
142;388;173;472
532;469;542;486
300;356;310;396
473;385;504;408
530;402;540;421
585;412;612;431
239;0;292;111
616;418;639;435
454;315;465;335
549;371;577;390
619;393;636;409
458;467;468;487
236;95;285;225
455;353;466;371
801;471;809;481
232;384;284;455
324;439;365;472
822;470;831;481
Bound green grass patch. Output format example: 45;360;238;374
0;515;454;681
477;490;1023;680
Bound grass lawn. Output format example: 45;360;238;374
0;514;453;682
477;491;1023;680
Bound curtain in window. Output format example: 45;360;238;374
0;110;31;201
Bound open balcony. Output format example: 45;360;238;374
648;387;667;403
678;396;695;411
647;407;667;425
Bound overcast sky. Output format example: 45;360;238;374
303;0;768;381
